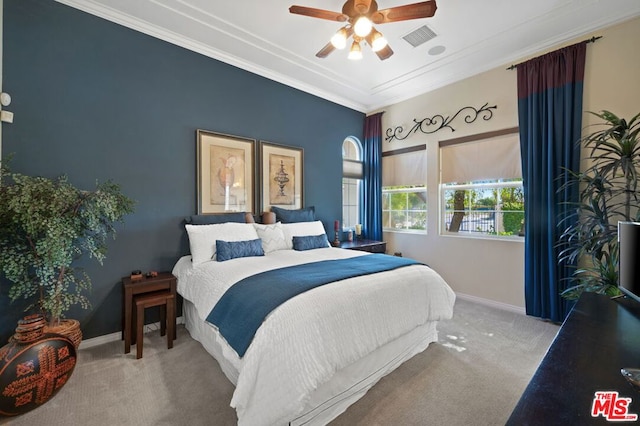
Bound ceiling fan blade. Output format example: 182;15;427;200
375;44;394;60
316;42;336;58
371;1;437;24
289;5;348;22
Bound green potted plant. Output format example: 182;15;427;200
559;110;640;299
0;163;134;346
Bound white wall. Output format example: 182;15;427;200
582;17;640;125
378;17;640;311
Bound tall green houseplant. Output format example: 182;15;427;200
559;110;640;299
0;164;135;326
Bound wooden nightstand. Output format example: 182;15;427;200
339;239;387;253
122;272;177;355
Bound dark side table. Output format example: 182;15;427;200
339;239;387;253
122;272;177;354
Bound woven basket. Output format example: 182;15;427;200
45;319;82;349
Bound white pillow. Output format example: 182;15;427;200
186;223;259;266
253;222;289;253
281;220;330;249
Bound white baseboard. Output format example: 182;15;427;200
79;316;185;350
80;295;524;349
455;292;526;315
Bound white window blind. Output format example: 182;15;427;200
343;159;363;179
382;146;427;187
440;132;521;184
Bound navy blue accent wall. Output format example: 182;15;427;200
0;0;364;343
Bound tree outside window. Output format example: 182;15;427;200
382;185;427;231
442;179;524;237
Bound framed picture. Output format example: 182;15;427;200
196;130;256;214
259;141;304;213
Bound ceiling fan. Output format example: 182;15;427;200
289;0;437;61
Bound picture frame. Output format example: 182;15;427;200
196;130;256;214
259;141;304;213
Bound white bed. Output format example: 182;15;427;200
173;221;455;425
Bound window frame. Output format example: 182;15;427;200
440;179;524;241
341;137;363;231
381;144;428;234
382;185;427;233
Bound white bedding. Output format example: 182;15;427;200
173;248;455;425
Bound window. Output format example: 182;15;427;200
382;186;427;231
439;129;524;239
382;145;427;232
342;137;362;230
442;179;524;236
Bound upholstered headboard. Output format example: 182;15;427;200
184;212;256;225
185;208;315;226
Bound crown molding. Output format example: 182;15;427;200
56;0;369;112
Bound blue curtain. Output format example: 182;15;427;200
362;112;384;241
517;42;586;322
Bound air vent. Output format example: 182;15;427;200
402;25;437;48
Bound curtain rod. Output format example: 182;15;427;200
506;36;602;70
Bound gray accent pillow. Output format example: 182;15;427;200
253;222;289;253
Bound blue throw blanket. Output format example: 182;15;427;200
207;253;420;357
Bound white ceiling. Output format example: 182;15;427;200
57;0;640;113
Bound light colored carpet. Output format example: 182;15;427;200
0;298;558;425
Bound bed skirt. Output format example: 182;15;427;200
183;299;439;425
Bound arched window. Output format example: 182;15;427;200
342;137;363;230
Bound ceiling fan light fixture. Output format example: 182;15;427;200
348;41;363;60
291;0;439;61
370;29;388;52
353;16;373;37
330;27;349;49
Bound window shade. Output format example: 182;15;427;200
382;149;427;187
440;133;521;184
343;159;363;179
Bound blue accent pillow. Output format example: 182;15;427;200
216;239;265;262
186;213;246;225
271;206;316;223
292;234;329;251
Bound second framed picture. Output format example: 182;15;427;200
259;141;304;213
